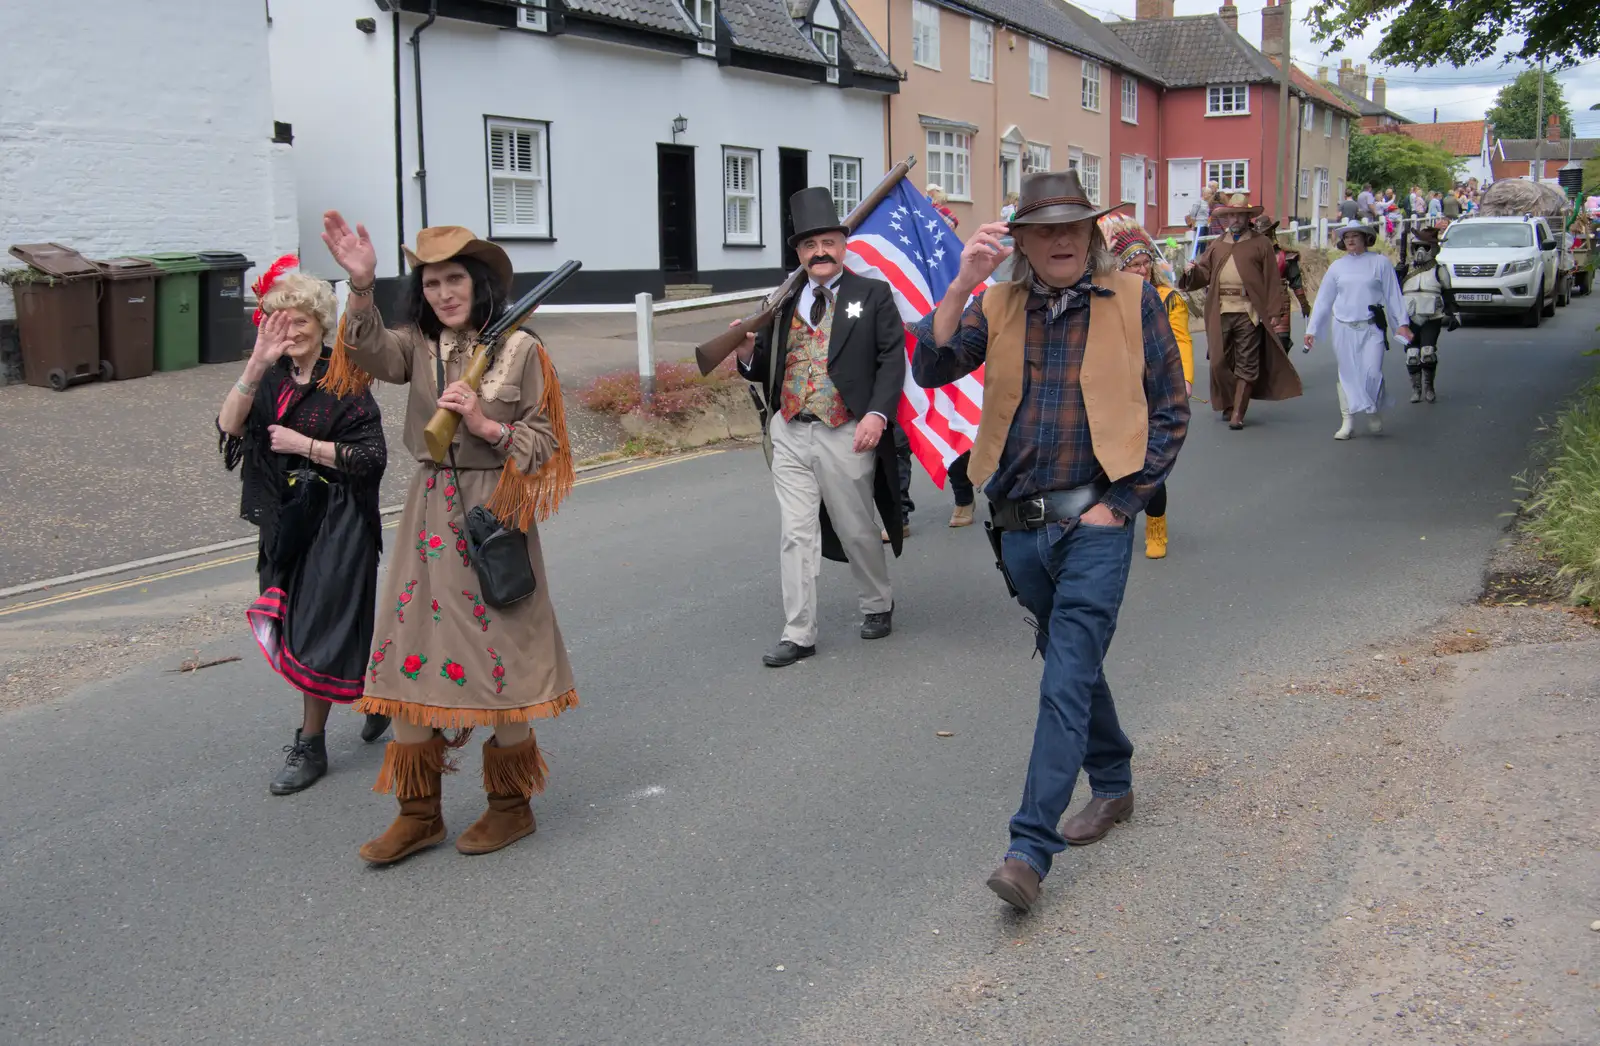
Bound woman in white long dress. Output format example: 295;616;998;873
1304;221;1413;440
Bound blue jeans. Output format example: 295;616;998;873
1000;520;1136;879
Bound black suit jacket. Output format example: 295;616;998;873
739;269;907;560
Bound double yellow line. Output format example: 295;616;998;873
0;449;723;619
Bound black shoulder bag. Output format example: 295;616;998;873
436;349;537;609
265;380;330;566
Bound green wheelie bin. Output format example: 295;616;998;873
136;252;204;371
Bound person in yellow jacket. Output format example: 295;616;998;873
1098;215;1193;559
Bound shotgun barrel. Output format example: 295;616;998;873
693;155;919;376
422;259;583;462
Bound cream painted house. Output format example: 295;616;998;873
854;0;1159;228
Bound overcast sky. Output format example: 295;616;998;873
1087;0;1600;137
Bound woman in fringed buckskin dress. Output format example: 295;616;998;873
320;211;579;865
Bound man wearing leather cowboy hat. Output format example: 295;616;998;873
1178;192;1302;429
911;169;1190;913
732;187;907;668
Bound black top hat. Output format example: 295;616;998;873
1010;170;1124;227
787;187;849;247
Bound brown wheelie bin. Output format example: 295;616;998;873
94;257;160;380
7;243;105;390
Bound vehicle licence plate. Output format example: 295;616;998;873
1455;293;1494;302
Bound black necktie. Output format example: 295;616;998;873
810;283;833;327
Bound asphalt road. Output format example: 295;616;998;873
2;297;1597;1045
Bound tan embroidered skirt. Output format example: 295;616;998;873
357;461;578;728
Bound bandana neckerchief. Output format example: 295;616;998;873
1030;261;1099;323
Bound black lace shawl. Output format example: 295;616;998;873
218;354;387;554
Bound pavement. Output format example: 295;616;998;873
0;301;752;589
1;296;1598;1044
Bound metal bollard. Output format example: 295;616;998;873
635;291;655;404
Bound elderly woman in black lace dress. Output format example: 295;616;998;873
217;261;389;795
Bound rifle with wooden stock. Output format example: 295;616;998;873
422;259;582;462
693;155;918;376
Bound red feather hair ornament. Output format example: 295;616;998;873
250;253;301;326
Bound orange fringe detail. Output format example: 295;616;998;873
356;688;578;732
372;734;452;798
482;735;549;797
485;340;574;531
319;313;375;399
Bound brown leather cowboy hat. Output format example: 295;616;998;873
403;226;514;293
1210;192;1264;219
1009;170;1124;228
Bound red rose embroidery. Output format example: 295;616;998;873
462;590;492;632
399;592;412;604
428;535;444;551
395;580;419;622
426;476;436;491
440;660;467;686
456;538;468;554
430;598;441;622
367;639;393;683
444;485;457;498
487;646;507;694
400;653;428;680
372;651;385;663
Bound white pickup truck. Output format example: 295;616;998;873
1436;215;1563;327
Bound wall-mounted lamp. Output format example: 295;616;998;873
671;115;688;141
355;16;378;33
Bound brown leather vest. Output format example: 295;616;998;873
967;270;1149;494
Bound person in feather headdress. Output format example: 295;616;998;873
1099;214;1193;560
320;213;579;865
216;255;390;796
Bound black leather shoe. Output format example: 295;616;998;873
860;606;893;640
269;729;328;796
360;713;391;743
762;641;816;667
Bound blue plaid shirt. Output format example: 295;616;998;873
910;276;1189;518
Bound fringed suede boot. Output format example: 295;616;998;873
456;734;546;855
359;734;450;865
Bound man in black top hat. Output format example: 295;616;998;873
732;187;907;667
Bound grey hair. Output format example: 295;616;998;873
1009;225;1118;287
261;271;337;341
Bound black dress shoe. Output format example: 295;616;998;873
360;713;391;743
269;729;328;796
762;640;816;667
860;606;893;640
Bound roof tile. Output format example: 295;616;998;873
1395;121;1488;156
1105;13;1278;88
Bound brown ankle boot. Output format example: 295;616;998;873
1228;379;1252;429
359;735;449;865
456;735;547;855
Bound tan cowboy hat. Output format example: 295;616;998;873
403;226;514;293
1009;170;1125;227
1210;192;1264;219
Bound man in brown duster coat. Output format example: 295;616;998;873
1178;193;1302;428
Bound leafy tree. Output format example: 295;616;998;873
1584;156;1600;197
1347;130;1463;193
1309;0;1595;69
1486;69;1574;139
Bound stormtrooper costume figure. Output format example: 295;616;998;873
1304;221;1413;440
1394;226;1459;403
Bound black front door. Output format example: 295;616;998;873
657;145;696;278
779;148;809;271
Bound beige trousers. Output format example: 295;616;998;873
770;413;892;646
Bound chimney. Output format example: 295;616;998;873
1135;0;1175;18
1218;0;1237;33
1259;0;1285;59
1355;62;1369;100
1317;65;1329;83
1371;76;1386;109
1337;57;1355;94
1547;114;1561;142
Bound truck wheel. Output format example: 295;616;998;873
1542;281;1557;316
1524;289;1542;328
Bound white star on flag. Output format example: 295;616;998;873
845;300;863;319
888;220;902;231
925;219;941;233
900;235;912;245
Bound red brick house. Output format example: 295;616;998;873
1107;0;1338;231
